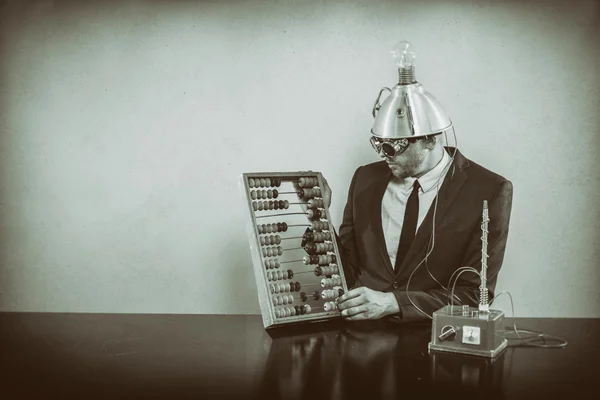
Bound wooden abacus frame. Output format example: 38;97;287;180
240;171;350;329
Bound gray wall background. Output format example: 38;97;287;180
1;0;598;317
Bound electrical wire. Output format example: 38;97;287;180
447;266;480;307
490;291;568;349
404;127;459;319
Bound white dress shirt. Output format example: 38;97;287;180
381;150;452;268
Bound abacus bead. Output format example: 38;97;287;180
278;200;284;209
324;302;332;312
277;247;283;256
283;200;289;209
304;304;311;314
338;289;344;296
288;294;293;303
265;178;271;187
250;190;256;200
274;236;281;245
275;259;280;268
287;269;293;279
294;282;300;291
253;202;258;211
269;201;274;210
281;222;288;232
259;178;266;187
299;177;306;187
273;189;279;199
267;247;273;257
314;267;322;276
260;237;265;246
248;178;255;187
313;291;320;300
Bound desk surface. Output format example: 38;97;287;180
0;313;597;399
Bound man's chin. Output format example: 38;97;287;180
388;164;409;179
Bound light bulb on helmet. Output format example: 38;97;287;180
390;40;417;85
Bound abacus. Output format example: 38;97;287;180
240;172;350;329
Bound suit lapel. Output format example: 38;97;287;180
394;148;469;279
368;166;395;278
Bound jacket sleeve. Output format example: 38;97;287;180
333;167;362;289
392;180;514;323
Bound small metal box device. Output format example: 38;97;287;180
428;305;507;358
428;200;508;358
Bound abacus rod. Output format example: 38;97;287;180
255;212;306;218
280;259;303;264
280;236;304;240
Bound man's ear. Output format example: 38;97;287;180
422;135;437;150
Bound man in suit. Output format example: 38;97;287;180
322;133;513;323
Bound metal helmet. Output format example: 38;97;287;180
371;41;452;139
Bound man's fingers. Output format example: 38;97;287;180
338;287;364;303
342;304;370;319
337;295;365;311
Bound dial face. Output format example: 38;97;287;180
462;326;481;345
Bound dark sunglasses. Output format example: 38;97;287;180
369;136;411;158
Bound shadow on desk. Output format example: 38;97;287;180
255;319;507;400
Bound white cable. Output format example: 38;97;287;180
490;291;568;348
404;127;459;319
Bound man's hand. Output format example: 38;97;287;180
337;287;400;320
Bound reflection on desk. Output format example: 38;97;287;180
255;319;506;399
0;313;596;399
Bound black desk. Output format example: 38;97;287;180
0;313;596;399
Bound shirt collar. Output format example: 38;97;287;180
414;149;452;194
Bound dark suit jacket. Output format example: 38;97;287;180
336;147;513;323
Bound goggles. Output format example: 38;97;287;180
369;136;411;158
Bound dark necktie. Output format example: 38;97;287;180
394;180;420;270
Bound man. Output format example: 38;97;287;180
321;133;513;323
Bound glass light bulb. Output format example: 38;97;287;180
390;40;416;69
